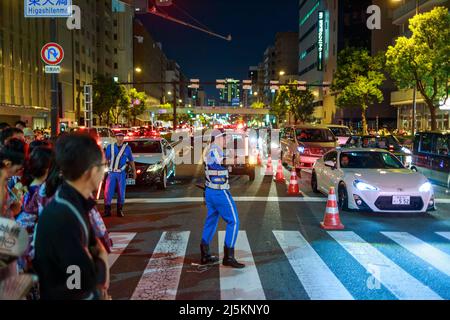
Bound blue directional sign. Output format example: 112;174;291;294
24;0;72;18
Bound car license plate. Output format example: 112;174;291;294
228;166;232;173
392;195;410;205
126;178;136;186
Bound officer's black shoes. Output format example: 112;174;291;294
223;246;245;269
200;243;219;265
103;205;112;218
117;204;124;217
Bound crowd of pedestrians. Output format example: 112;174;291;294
0;121;112;300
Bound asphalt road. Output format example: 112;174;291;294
102;163;450;300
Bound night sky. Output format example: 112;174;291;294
138;0;299;88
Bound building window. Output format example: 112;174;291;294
114;34;117;40
299;22;317;43
114;63;118;70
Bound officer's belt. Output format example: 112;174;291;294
109;165;127;173
205;181;230;190
205;170;229;176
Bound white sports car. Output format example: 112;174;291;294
311;148;435;213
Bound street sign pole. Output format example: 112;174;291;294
50;18;59;137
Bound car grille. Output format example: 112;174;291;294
374;196;424;211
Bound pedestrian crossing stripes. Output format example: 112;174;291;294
131;231;190;300
382;232;450;278
219;231;266;300
273;231;353;300
329;231;442;300
108;232;137;267
107;230;450;300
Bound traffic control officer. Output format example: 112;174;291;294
104;132;136;217
200;131;245;268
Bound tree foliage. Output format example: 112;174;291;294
331;47;385;135
92;75;129;125
250;101;265;109
271;81;316;125
386;6;450;130
123;89;147;126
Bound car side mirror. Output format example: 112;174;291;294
324;160;336;169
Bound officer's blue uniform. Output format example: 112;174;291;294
201;144;239;249
104;143;134;206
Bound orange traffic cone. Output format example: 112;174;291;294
287;168;300;195
320;187;344;230
257;151;262;167
274;159;285;182
265;156;273;176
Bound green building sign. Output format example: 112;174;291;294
317;11;324;71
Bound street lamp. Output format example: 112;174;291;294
279;71;285;76
168;91;172;95
135;67;142;73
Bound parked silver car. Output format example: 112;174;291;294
280;124;338;171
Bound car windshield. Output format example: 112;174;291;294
340;151;404;169
128;141;162;153
346;136;401;150
329;127;351;137
296;129;335;142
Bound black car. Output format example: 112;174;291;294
412;131;450;189
344;135;412;167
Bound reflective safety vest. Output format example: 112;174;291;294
204;144;230;190
109;143;128;173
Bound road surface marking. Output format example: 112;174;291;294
219;231;266;300
329;231;442;300
119;197;327;203
436;232;450;242
382;232;450;278
113;197;449;204
273;230;353;300
131;231;190;300
108;232;136;267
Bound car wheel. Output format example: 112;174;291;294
157;168;168;190
338;183;349;211
249;168;255;181
410;166;418;172
311;171;320;193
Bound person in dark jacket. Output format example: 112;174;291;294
33;133;109;300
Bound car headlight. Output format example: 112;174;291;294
353;180;379;191
147;162;163;172
401;147;412;154
297;146;305;153
419;182;432;192
249;155;257;165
